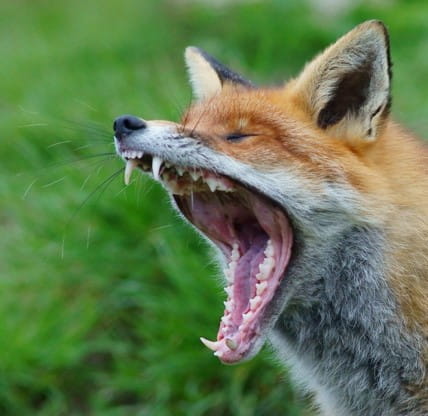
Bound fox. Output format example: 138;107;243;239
112;21;428;415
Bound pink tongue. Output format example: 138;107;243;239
231;234;267;328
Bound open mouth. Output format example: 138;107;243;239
121;150;293;363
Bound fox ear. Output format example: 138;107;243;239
294;20;391;141
185;46;252;100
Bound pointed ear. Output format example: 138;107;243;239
184;46;253;100
293;20;391;142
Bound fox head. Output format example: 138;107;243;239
113;21;397;364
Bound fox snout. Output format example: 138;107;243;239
113;114;146;141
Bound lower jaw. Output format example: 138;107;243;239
182;193;293;363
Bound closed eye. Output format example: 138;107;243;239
226;133;254;142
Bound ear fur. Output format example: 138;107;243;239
185;46;253;100
294;20;391;142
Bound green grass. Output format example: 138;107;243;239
1;0;427;414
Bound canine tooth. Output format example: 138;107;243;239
256;281;268;295
225;338;238;351
152;156;163;180
124;159;138;185
200;337;220;352
250;296;262;311
165;162;171;168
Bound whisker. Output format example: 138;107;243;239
30;152;117;174
150;224;174;232
60;126;112;140
136;178;155;207
42;177;66;188
80;173;92;191
86;225;92;249
190;96;214;136
22;178;38;200
114;182;133;197
19;123;49;128
73;143;114;151
16;153;117;178
74;98;98;113
60;119;112;137
135;173;143;208
80;155;120;190
65;167;124;230
61;234;65;259
96;163;105;176
46;140;73;149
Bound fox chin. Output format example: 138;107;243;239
112;20;428;416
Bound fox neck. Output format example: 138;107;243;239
269;224;426;415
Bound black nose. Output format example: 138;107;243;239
113;115;146;138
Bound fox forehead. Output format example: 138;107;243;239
181;84;360;184
183;84;305;135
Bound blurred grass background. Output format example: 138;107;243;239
0;0;427;414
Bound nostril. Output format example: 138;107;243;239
113;115;147;136
123;117;145;130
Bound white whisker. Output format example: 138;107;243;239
60;235;65;260
42;177;66;188
18;123;49;128
22;178;38;200
80;174;92;191
86;226;91;249
46;140;72;149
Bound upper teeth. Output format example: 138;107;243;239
189;170;201;181
152;156;163;181
122;150;144;185
120;150;235;194
124;159;139;186
122;150;144;159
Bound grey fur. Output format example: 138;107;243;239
270;225;426;415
